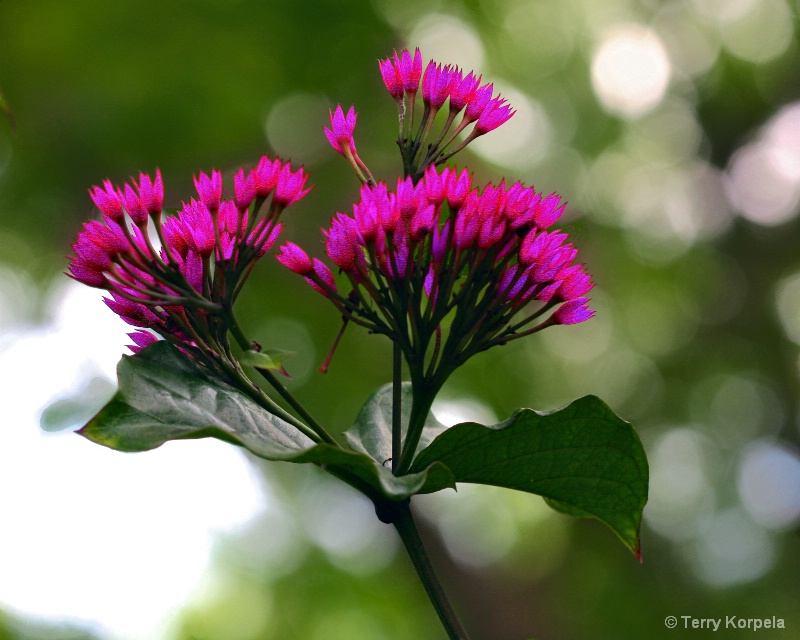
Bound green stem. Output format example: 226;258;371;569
390;500;470;640
391;339;402;473
226;310;339;446
395;379;439;475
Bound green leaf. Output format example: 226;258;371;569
344;382;449;464
239;348;295;377
79;342;452;502
410;396;649;557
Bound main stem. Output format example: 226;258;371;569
391;500;471;640
391;339;402;473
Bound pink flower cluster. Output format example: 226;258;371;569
323;49;516;187
379;48;514;135
68;156;310;353
278;166;593;366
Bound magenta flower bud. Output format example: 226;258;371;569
464;83;494;121
431;219;451;263
89;180;124;221
379;57;403;99
104;293;151;326
193;170;223;210
161;216;189;258
553;297;594;325
396;176;424;218
410;203;436;240
67;259;105;288
557;267;593;300
445;168;472;210
325;213;360;271
475;98;515;135
249;221;283;257
175;200;215;255
449;71;480;113
182;250;204;292
324;105;358;156
277;241;314;274
137;169;164;216
424;166;449;204
234;167;256;210
534;193;566;228
274;163;311;206
121;183;148;225
127;330;158;353
422;62;453;109
252;156;282;197
395;48;423;93
454;193;480;249
306;258;337;297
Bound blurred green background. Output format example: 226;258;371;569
2;0;800;638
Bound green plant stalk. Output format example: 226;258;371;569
391;500;470;640
392;339;402;473
225;310;339;445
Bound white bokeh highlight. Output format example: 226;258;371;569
591;25;672;118
0;280;266;639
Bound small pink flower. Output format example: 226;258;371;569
276;242;314;274
464;83;494;121
254;155;282;197
395;48;422;93
193;170;223;210
475;98;515;135
553;297;594;325
324;105;358;156
89;180;124;221
234;167;256;210
533;193;566;228
379;57;403;99
127;330;158;353
137;169;164;216
274;163;311;206
422;62;454;109
306;258;337;297
448;71;480;113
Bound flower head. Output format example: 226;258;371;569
69;155;311;357
378;48;515;180
280;167;593;386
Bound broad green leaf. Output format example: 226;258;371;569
410;396;649;557
239;348;295;377
79;341;452;502
344;382;449;464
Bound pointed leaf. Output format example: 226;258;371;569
78;342;452;501
344;382;449;464
410;396;649;557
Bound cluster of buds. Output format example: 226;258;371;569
68;156;310;362
278;165;593;387
378;49;514;180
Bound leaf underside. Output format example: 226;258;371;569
78;342;452;502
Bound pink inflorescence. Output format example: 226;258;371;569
279;166;593;374
68;156;310;355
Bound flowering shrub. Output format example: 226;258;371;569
69;49;648;640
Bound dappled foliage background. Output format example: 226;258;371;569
2;0;800;638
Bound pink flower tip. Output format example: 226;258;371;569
324;105;358;156
553;298;594;325
276;242;313;274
